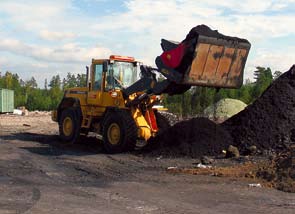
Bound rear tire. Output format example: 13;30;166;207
59;108;81;143
102;110;137;153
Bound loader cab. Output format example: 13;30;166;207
91;55;138;92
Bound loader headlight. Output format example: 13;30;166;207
110;91;118;98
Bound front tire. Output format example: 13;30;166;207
59;108;81;143
102;110;137;153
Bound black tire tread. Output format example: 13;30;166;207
58;107;81;144
102;109;137;153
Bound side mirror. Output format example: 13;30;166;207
103;61;108;73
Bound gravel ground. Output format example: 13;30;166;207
0;113;294;214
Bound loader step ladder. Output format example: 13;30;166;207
82;115;92;128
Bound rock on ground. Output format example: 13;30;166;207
203;98;247;121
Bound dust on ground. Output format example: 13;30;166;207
257;146;295;193
0;113;294;214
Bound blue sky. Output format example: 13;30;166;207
0;0;294;87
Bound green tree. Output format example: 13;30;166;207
0;65;278;113
4;72;13;89
26;89;52;111
252;67;273;99
63;73;78;89
49;75;63;109
26;77;38;89
238;84;253;104
77;73;87;87
44;78;48;90
49;75;61;88
273;70;282;79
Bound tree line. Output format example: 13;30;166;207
0;67;280;114
0;72;86;111
164;67;281;117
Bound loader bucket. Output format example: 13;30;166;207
182;34;251;88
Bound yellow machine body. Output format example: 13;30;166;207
52;29;250;153
52;56;158;141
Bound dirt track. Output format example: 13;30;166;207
0;114;294;214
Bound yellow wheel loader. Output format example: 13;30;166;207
52;25;251;153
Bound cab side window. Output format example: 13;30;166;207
93;64;103;91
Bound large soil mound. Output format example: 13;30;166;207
222;65;295;152
147;117;232;158
147;65;295;158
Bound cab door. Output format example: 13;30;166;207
87;62;104;106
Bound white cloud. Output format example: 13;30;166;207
204;0;294;13
244;45;295;80
88;0;295;73
0;0;294;85
0;57;88;87
0;1;70;31
91;0;295;41
0;0;89;40
250;47;295;72
0;39;27;54
201;1;269;13
40;30;76;41
0;57;9;67
0;39;111;63
230;14;295;42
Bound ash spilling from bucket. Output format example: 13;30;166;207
184;24;249;43
176;25;250;77
222;65;295;152
146;117;232;158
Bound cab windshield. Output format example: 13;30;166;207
106;61;138;90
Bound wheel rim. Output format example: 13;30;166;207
107;123;121;145
63;117;73;137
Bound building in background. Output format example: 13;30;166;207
0;89;14;113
